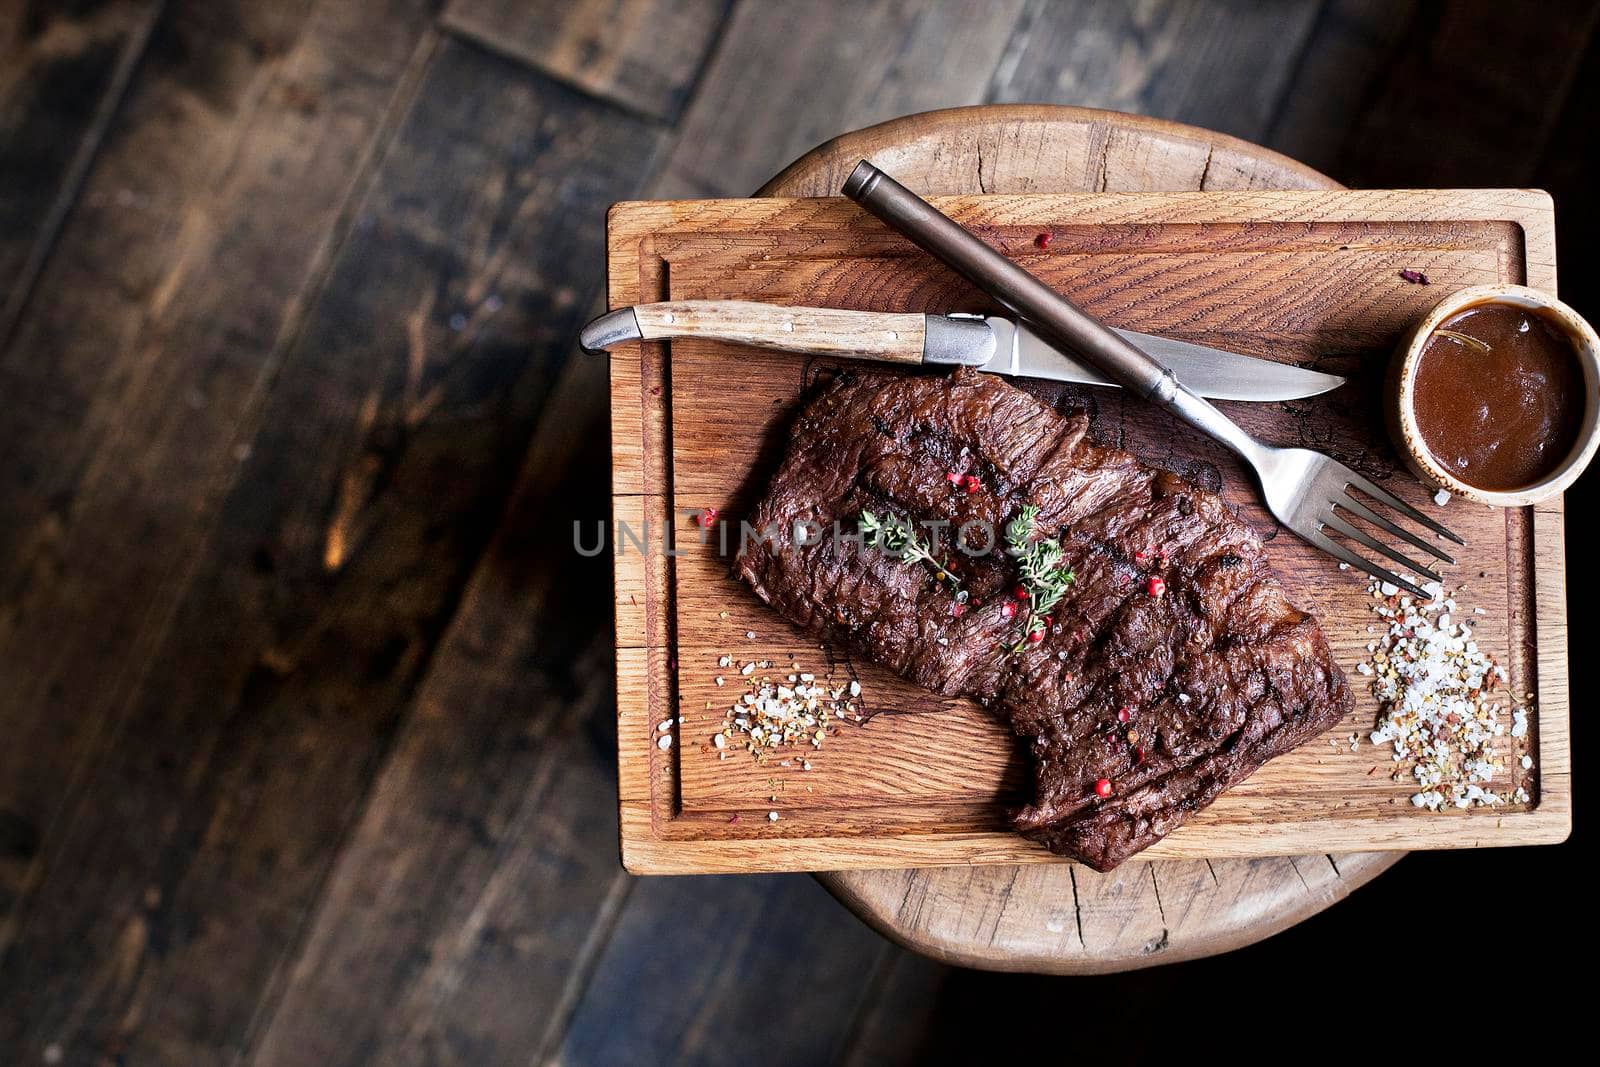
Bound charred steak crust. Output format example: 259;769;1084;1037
736;368;1351;870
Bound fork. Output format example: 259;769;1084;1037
843;161;1462;599
1145;391;1461;599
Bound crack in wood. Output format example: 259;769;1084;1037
1286;855;1314;893
987;867;1021;945
1067;866;1085;951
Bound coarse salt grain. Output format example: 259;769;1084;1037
710;657;864;767
657;734;672;750
1359;580;1533;810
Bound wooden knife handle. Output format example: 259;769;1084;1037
608;300;928;363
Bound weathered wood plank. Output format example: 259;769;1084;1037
0;0;161;338
244;339;630;1067
554;873;889;1067
0;36;661;1063
1335;0;1600;186
440;0;733;121
0;0;435;954
1262;0;1420;173
987;0;1323;143
652;0;1027;198
835;950;950;1067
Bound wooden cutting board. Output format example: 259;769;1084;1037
606;189;1572;874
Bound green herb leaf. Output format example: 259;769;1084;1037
1004;504;1074;652
858;510;960;591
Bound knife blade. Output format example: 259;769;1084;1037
579;301;1345;402
965;315;1345;401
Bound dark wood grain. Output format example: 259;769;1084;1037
652;0;1027;198
441;0;732;122
554;873;890;1067
1335;0;1600;187
0;0;436;968
1263;0;1420;172
0;34;659;1063
987;0;1324;142
0;0;161;339
835;950;950;1067
244;340;630;1067
0;0;1592;1060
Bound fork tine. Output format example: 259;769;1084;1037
1321;513;1442;584
1304;529;1431;600
1334;496;1455;564
1342;470;1465;545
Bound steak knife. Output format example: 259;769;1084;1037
579;300;1343;401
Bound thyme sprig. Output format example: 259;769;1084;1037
1005;504;1075;651
859;510;962;592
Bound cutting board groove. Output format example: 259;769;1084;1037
607;190;1571;874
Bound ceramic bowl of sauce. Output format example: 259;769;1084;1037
1388;284;1600;506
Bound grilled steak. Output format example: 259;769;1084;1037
736;368;1350;870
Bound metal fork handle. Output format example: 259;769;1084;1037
842;161;1263;464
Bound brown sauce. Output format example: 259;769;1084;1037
1411;302;1585;492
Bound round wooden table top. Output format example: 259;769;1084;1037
756;104;1401;974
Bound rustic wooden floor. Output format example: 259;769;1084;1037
2;1;1592;1063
